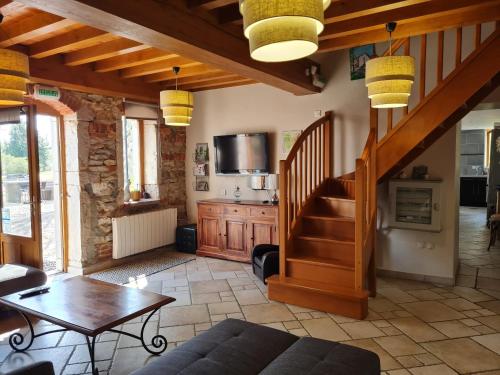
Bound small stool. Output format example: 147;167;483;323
176;224;197;254
252;244;279;284
488;214;500;251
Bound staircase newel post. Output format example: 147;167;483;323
279;161;287;281
354;159;364;291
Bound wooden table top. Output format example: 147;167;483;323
0;276;175;336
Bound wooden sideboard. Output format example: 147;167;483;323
197;199;279;263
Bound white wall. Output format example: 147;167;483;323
376;125;461;282
186;50;371;222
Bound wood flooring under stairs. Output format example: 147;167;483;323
268;178;369;319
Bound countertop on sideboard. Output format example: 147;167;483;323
197;199;278;207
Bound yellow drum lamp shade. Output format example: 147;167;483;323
365;55;415;108
0;49;29;105
160;90;194;127
239;0;331;62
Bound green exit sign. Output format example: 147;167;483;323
33;84;61;101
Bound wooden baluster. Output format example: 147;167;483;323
419;34;427;101
475;24;481;49
403;39;410;115
324;113;333;179
314;128;318;188
287;169;291;235
455;27;462;68
304;135;309;198
354;160;365;291
299;146;303;207
437;30;444;83
294;157;298;219
279;161;287;280
309;134;313;194
387;109;393;133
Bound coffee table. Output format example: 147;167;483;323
0;276;175;374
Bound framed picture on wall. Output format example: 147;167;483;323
280;130;302;160
195;143;209;162
194;163;209;176
349;45;375;80
195;176;209;191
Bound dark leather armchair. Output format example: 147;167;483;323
252;244;279;284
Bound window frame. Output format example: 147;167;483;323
123;117;145;192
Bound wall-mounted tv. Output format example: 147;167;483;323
214;133;269;175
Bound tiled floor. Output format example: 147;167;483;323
457;206;500;291
0;207;498;375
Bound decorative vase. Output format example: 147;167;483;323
234;186;241;201
124;180;131;202
130;191;141;202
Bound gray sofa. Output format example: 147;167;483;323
133;319;380;375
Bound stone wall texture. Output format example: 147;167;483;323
59;90;186;272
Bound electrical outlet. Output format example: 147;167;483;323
221;188;227;196
313;110;322;118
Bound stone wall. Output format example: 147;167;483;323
59;90;187;273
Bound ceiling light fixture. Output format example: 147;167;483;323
239;0;331;63
160;67;194;127
0;14;29;105
365;22;415;109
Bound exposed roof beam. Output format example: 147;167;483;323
29;26;116;58
188;0;237;10
0;11;76;47
161;71;234;87
64;39;149;66
94;48;178;73
15;0;319;95
195;79;255;91
324;0;432;23
321;0;500;39
145;64;220;83
217;3;241;25
29;55;160;102
0;1;13;8
179;75;248;90
319;2;500;52
120;56;200;78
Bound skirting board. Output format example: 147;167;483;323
377;268;455;286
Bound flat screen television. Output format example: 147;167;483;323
214;133;269;175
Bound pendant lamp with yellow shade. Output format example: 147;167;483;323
239;0;331;62
0;14;29;105
160;67;194;127
365;22;415;109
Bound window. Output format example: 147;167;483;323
123;118;144;193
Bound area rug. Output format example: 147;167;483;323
89;248;195;285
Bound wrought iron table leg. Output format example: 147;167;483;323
85;336;98;375
9;311;68;352
108;307;167;355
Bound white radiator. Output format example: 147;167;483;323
112;208;177;259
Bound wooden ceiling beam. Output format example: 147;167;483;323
161;71;234;87
15;0;319;95
321;0;500;40
324;0;432;24
217;3;241;25
29;55;160;102
194;79;255;91
64;38;149;66
145;64;220;83
0;0;12;8
29;26;116;58
319;3;500;52
188;0;236;10
94;48;178;72
120;57;201;78
0;11;76;47
176;75;246;90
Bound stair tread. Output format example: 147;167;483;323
318;195;354;202
267;275;368;299
287;255;354;270
296;235;354;245
303;214;355;222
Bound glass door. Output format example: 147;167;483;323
0;107;41;267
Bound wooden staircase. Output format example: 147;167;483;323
268;23;500;320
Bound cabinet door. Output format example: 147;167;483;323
222;217;248;258
248;220;276;250
199;216;221;252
